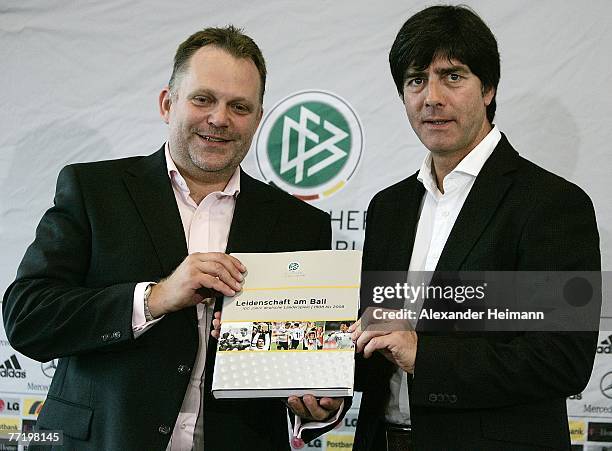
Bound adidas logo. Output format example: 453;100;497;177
598;335;612;354
0;354;26;378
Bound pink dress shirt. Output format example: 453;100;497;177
132;145;239;450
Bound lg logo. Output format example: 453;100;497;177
0;398;20;415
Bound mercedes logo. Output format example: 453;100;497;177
600;371;612;400
41;359;59;378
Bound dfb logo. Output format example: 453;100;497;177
256;90;363;202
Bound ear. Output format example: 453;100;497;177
255;105;264;128
159;87;172;124
483;86;495;107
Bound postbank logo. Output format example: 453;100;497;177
569;420;586;442
0;418;20;433
325;434;354;449
256;90;363;201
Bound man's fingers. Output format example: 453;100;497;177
196;261;242;292
355;329;391;354
195;273;236;297
287;396;309;418
209;312;222;338
319;397;343;412
302;395;332;421
212;311;222;330
287;395;338;421
347;318;360;333
226;254;247;273
192;252;246;278
349;319;362;342
363;334;391;359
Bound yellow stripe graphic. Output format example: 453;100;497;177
242;285;359;291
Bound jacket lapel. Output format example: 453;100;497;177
225;170;278;254
123;147;188;276
389;176;426;270
434;134;519;271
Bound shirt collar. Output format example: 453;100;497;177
417;125;502;192
164;142;241;198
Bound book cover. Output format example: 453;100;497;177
212;250;361;399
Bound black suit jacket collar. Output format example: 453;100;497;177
436;133;520;271
391;133;521;272
123;146;187;276
122;146;282;260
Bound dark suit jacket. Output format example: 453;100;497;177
3;147;337;451
353;134;600;451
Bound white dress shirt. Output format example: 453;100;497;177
384;126;502;425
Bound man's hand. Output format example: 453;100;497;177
349;315;418;374
211;311;222;339
147;252;245;318
287;395;343;422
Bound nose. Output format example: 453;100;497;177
424;79;444;107
207;104;229;128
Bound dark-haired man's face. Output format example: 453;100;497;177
402;57;494;159
159;46;263;182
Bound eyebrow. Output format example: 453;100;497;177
189;88;255;105
435;65;470;76
405;65;471;78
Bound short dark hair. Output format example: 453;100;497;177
389;5;500;122
169;25;267;103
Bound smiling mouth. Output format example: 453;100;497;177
196;133;231;143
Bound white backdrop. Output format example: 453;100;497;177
1;1;611;448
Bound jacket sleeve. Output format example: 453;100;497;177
410;182;601;410
2;165;136;362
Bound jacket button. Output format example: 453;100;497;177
177;365;191;375
158;425;171;435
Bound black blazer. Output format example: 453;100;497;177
3;147;336;451
354;134;600;451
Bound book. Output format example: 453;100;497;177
211;250;361;399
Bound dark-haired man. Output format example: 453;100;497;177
351;5;600;451
3;26;343;450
